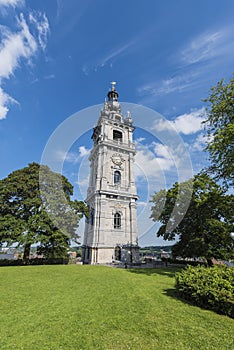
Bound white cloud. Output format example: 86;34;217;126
134;138;194;189
82;65;89;76
0;12;49;119
192;133;212;151
138;24;234;108
0;88;10;119
0;87;18;119
98;40;136;68
79;146;90;157
180;25;234;70
0;14;37;79
55;151;67;162
44;74;55;80
77;177;89;189
56;146;90;164
154;108;206;135
29;11;50;51
153;143;171;159
182;31;222;64
83;39;137;75
135;137;145;143
56;151;79;164
138;70;200;99
65;153;80;163
137;201;147;207
135;142;175;179
0;0;24;7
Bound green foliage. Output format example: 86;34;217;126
0;163;87;260
151;173;234;261
151;180;193;240
203;76;234;187
0;265;233;350
39;164;84;243
175;265;234;318
168;258;206;266
0;258;68;266
37;241;68;259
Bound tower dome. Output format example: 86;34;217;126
107;81;119;101
105;82;121;113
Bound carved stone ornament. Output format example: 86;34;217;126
111;153;124;165
115;203;121;209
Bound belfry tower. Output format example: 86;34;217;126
82;83;139;264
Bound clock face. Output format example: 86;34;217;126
112;154;124;165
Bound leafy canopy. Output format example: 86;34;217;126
203;76;234;187
151;173;234;261
0;163;87;259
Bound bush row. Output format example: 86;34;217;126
166;258;207;266
175;265;234;318
0;258;69;266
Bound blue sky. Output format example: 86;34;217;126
0;0;234;246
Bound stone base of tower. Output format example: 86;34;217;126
82;244;139;265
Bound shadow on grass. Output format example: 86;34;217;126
162;287;197;309
127;267;225;316
126;266;182;278
162;287;222;316
163;288;178;298
128;267;233;318
128;267;193;307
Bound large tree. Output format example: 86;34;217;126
151;174;234;263
203;76;234;187
0;163;87;261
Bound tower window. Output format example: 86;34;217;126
114;246;121;261
90;208;95;225
114;212;121;229
115;115;121;122
114;170;121;184
113;130;122;142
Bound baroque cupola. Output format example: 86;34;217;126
107;81;119;101
105;81;121;113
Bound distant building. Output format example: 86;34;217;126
0;253;15;260
68;251;77;259
160;250;171;259
0;247;19;260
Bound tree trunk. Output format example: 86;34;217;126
23;243;31;263
206;257;214;267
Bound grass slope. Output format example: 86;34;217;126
0;265;233;350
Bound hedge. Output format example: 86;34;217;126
175;265;234;318
167;258;206;266
0;258;69;266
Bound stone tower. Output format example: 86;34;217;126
82;82;139;264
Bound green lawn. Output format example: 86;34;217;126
0;265;233;350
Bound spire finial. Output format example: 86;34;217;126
111;81;116;91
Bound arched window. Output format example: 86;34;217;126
114;170;121;185
113;130;122;142
114;246;121;261
114;212;121;229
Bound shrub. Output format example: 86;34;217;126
0;258;69;267
168;258;206;266
175;265;234;318
0;259;22;266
